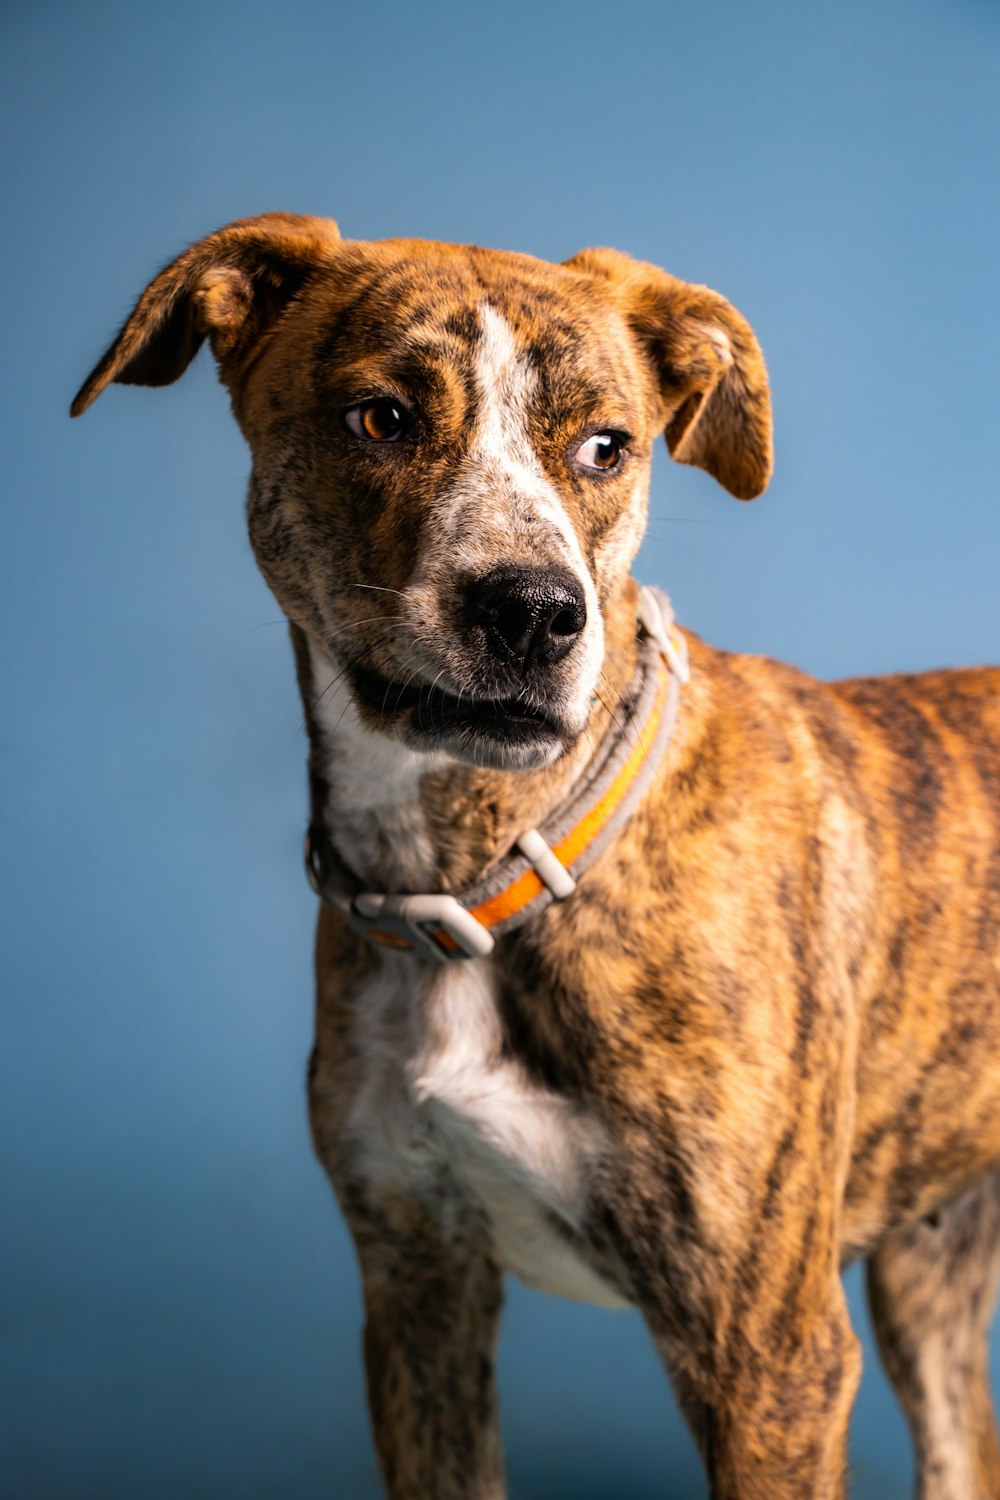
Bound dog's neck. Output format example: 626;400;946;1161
293;581;643;895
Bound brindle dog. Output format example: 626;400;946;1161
73;213;1000;1499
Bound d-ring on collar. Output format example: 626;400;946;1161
304;585;689;962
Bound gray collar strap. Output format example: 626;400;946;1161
304;585;689;962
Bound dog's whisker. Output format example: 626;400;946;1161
424;669;449;730
309;665;350;713
596;669;637;750
297;665;352;740
326;690;357;740
594;687;631;753
645;514;713;525
642;536;699;554
390;658;424;717
337;613;410;632
244;618;296;633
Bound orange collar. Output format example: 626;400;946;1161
305;586;688;962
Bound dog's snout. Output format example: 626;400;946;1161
468;566;587;669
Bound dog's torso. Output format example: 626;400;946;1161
310;631;1000;1319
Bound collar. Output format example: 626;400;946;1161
304;585;689;963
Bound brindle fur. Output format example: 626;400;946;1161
74;214;1000;1499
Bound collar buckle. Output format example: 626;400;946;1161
348;891;496;962
306;825;494;961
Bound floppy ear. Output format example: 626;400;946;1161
70;212;341;417
566;246;773;500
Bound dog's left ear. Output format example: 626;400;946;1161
71;212;341;416
566;247;773;500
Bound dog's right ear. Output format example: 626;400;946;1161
70;212;341;417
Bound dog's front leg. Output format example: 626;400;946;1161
651;1239;859;1498
315;1125;507;1498
310;920;507;1500
696;1287;861;1500
350;1187;507;1500
602;1158;861;1499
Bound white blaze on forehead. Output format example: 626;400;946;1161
450;302;604;699
471;304;571;517
473;304;545;480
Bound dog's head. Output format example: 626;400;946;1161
73;213;771;771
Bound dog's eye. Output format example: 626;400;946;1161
344;399;409;442
575;433;624;472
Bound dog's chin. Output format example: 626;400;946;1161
407;719;568;772
348;663;579;772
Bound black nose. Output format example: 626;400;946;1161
467;565;587;669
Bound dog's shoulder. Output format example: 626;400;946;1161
687;634;998;801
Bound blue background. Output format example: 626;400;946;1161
3;1;999;1495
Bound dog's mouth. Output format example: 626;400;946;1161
348;661;566;757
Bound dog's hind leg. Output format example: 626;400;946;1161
866;1171;1000;1500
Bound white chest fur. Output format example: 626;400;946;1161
309;641;627;1307
346;953;629;1310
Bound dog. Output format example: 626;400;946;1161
73;213;1000;1499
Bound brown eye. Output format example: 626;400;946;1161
344;398;408;442
576;432;624;471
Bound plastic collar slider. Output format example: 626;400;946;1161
637;585;690;685
350;890;496;962
516;827;577;899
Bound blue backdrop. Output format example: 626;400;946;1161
2;1;999;1495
